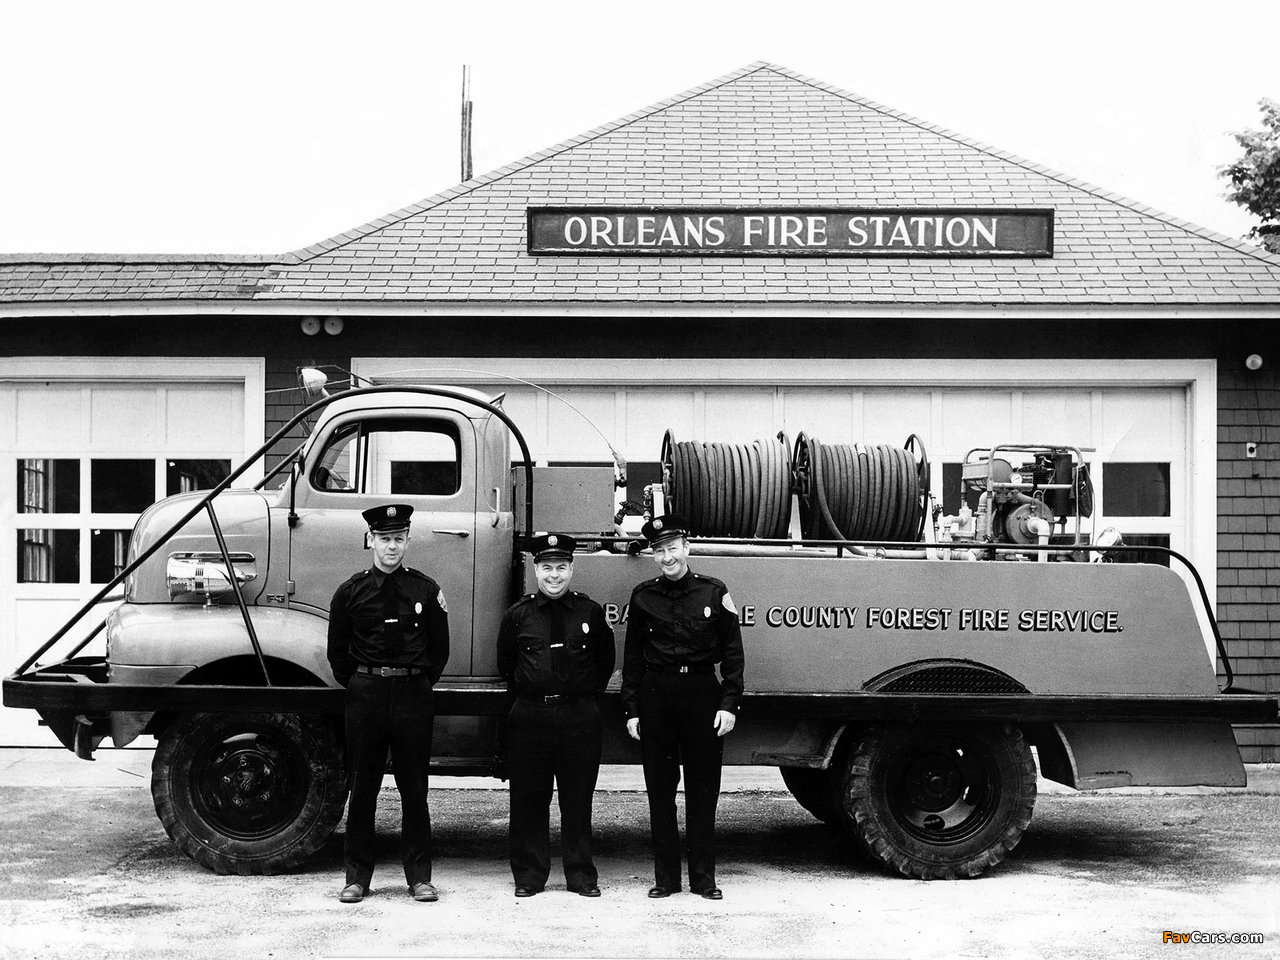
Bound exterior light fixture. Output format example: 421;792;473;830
1246;354;1263;371
298;367;329;398
324;317;345;336
300;317;321;336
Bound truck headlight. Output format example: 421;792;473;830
167;552;257;603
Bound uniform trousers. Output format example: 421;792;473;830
343;671;435;888
507;696;603;890
637;671;723;892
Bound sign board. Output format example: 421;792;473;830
528;207;1053;257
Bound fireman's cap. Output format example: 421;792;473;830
363;503;413;532
642;514;690;546
528;532;577;562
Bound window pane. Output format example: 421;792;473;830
311;419;463;496
91;459;155;512
381;428;460;496
17;529;79;583
1102;462;1170;517
942;463;983;515
17;459;80;513
1111;533;1171;567
312;425;358;492
90;528;132;582
166;459;231;496
625;461;661;514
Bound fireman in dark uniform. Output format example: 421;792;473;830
327;503;450;904
497;533;615;897
621;514;745;900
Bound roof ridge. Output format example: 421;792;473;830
761;63;1280;268
279;61;777;263
0;253;279;265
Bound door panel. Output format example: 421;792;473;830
287;411;477;676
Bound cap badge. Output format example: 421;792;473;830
387;506;397;517
548;535;558;546
653;519;664;530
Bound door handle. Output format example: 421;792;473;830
434;528;471;538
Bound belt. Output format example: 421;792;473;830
356;665;424;677
518;693;587;704
646;663;715;675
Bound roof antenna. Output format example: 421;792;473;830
461;65;474;182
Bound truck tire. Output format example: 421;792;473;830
152;712;346;875
842;722;1036;879
779;766;841;825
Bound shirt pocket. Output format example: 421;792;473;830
686;613;718;650
518;634;545;655
567;620;595;656
353;616;384;638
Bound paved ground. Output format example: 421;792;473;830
2;750;1278;960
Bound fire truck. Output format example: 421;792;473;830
4;382;1276;881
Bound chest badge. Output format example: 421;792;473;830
582;622;590;634
704;606;712;618
415;602;423;614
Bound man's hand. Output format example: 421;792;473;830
626;717;641;741
713;710;736;737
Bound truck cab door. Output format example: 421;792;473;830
286;411;477;677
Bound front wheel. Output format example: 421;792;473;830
152;712;346;875
842;722;1036;879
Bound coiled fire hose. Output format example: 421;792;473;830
661;430;793;538
661;430;930;543
794;433;930;542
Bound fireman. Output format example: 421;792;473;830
497;533;615;897
327;503;450;904
621;514;745;900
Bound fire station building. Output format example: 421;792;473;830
1;62;1277;756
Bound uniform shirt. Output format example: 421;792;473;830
620;570;745;718
327;564;450;687
497;590;615;698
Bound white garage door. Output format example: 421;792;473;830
0;359;264;746
361;356;1215;653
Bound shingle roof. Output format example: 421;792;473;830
0;254;275;302
6;62;1280;307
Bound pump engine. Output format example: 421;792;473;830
961;444;1094;548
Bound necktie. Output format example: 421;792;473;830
550;601;568;685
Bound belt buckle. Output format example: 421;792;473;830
678;665;689;674
379;666;393;678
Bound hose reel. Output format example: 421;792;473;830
794;433;930;543
661;430;793;538
660;429;930;543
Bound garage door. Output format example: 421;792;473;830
0;359;263;745
361;356;1214;652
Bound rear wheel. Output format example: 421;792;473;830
152;712;346;875
779;766;842;825
842;722;1036;879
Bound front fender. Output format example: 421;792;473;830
109;603;336;682
106;603;337;746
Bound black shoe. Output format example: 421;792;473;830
694;886;723;900
338;883;366;903
574;885;601;898
410;882;438;902
647;885;678;898
515;885;542;897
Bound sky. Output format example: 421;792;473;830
1;1;1277;256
